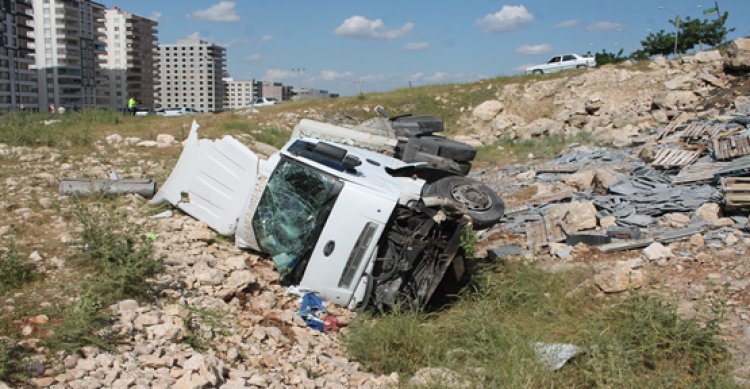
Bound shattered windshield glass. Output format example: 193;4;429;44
251;159;341;274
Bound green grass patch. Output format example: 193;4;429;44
252;127;289;149
476;132;593;164
345;263;735;388
0;338;29;384
0;237;39;296
44;201;161;352
0;109;143;148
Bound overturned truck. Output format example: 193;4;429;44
152;120;503;311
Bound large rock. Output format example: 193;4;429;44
654;91;698;111
514;118;564;138
694;203;720;223
594;259;646;293
724;38;750;72
491;114;524;135
472;100;505;121
694;49;722;63
643;242;673;261
544;201;598;232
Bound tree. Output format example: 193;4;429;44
639;11;734;56
592;49;628;66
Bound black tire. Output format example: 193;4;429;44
423;177;504;229
417;136;477;162
532;69;543;75
456;161;472;175
576;65;586;69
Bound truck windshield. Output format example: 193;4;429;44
251;158;341;274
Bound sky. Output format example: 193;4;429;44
100;0;750;96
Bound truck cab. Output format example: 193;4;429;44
152;121;503;310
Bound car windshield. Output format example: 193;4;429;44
251;159;341;274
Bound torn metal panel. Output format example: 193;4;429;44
597;238;655;253
722;177;750;210
650;148;701;169
150;121;260;235
713;136;750;161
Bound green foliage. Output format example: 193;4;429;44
345;263;735;387
476;131;593;164
593;48;628;66
44;202;161;352
0;242;39;296
0;339;28;383
458;226;477;258
253;127;290;149
183;307;230;352
72;202;161;303
0;109;138;147
639;12;734;56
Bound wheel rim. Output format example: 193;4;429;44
450;184;492;211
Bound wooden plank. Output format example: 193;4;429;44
651;148;700;169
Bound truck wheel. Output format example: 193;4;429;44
423;177;504;229
417;136;477;162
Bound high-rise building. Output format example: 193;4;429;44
223;77;258;109
102;7;157;111
0;0;37;113
32;0;106;110
156;39;226;112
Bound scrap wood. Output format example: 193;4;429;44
650;148;701;169
713;136;750;161
722;177;750;209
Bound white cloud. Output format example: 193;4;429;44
409;72;424;80
243;54;262;62
148;11;161;21
586;21;624;31
320;70;353;81
260;35;273;42
425;72;449;82
264;69;294;81
334;15;414;40
403;42;429;51
190;1;240;22
476;5;533;32
185;31;206;41
515;43;553;55
220;38;251;47
553;19;578;28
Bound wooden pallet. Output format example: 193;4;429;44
713;136;750;161
722;177;750;209
680;122;741;145
651;148;701;169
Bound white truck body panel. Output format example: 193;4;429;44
292;119;398;154
149;121;259;235
298;182;396;306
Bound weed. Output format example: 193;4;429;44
0;238;39;296
476;131;594;164
458;226;477;258
44;286;114;353
72;202;161;303
345;263;735;388
0;339;28;383
252;127;289;149
183;307;230;352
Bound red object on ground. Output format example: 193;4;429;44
324;315;340;332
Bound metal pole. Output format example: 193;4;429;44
673;15;680;55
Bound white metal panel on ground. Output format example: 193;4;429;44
150;121;259;235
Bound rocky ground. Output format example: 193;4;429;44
2;39;750;388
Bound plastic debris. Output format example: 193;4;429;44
297;292;340;332
533;342;582;371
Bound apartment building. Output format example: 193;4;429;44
32;0;107;110
0;0;37;113
156;39;226;112
223;77;258;109
260;81;292;102
102;7;157;111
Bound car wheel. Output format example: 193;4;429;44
532;69;543;75
423;177;504;229
576;65;587;69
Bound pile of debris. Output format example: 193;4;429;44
483;95;750;259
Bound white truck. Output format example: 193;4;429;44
152;121;504;310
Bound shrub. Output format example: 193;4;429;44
0;241;38;295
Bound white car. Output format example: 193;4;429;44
525;54;596;74
250;97;278;108
156;107;201;116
